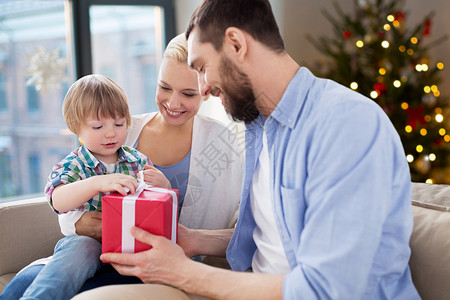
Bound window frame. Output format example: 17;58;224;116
71;0;176;79
0;71;6;112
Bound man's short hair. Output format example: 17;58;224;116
62;74;131;135
186;0;284;53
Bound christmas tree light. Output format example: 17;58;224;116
308;0;450;183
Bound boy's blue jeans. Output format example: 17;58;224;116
20;235;101;300
1;237;143;300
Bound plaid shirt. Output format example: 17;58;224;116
45;145;149;214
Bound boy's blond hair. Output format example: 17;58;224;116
163;33;188;63
62;74;131;135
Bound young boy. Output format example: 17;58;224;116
20;74;170;300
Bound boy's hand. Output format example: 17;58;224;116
142;165;172;189
94;173;139;195
52;174;139;213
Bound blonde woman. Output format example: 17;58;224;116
70;33;242;238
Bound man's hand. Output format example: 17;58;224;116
75;211;102;242
101;226;283;300
100;226;191;286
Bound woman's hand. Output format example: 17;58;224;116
177;223;199;258
75;211;102;242
142;165;172;189
178;224;234;258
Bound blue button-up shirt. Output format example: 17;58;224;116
226;68;420;299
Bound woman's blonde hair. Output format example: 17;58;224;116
62;74;131;135
163;33;188;63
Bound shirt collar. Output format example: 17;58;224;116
246;113;266;130
118;146;141;163
78;145;102;169
270;67;314;129
77;145;136;169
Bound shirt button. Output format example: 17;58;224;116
281;123;285;127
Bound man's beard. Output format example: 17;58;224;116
219;55;259;123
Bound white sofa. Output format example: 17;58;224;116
1;183;449;299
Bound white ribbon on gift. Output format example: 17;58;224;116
122;171;178;253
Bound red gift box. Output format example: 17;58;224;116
102;187;178;254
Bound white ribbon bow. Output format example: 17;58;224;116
121;171;177;253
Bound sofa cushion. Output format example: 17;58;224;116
0;273;15;293
0;197;63;294
410;183;450;300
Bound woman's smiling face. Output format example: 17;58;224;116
155;58;205;127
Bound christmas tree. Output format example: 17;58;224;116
308;0;450;183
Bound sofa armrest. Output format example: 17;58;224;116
410;183;450;300
0;197;63;292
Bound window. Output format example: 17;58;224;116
26;79;40;113
28;154;41;194
142;63;158;112
0;0;175;201
74;1;175;114
0;151;15;198
0;72;6;112
0;1;72;200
